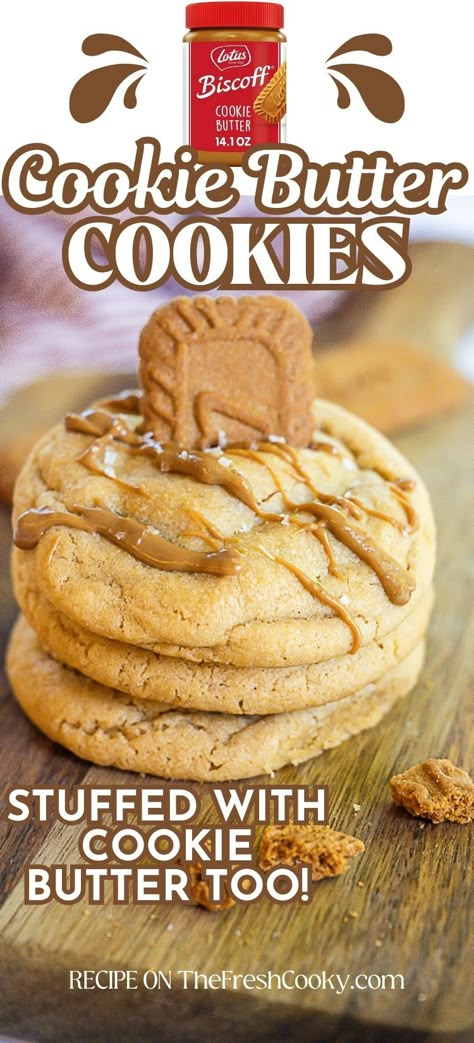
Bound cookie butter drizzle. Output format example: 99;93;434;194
14;504;240;576
14;394;419;654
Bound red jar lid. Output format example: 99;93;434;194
186;2;284;29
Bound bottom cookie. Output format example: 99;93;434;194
7;617;425;781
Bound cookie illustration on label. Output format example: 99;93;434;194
254;61;287;123
138;295;315;447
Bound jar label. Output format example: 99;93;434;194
186;41;285;155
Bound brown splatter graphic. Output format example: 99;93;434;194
328;64;405;123
69;35;148;123
328;76;350;109
70;64;146;123
327;33;392;62
81;33;146;61
326;35;405;123
124;73;147;110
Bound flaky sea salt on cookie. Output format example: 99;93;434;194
11;395;435;664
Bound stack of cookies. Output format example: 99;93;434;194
7;296;435;780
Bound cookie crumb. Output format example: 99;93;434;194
390;759;474;823
353;803;361;812
258;825;364;881
374;939;383;948
188;863;235;912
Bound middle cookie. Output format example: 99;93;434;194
16;574;433;714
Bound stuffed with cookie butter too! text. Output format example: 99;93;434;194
1;140;467;290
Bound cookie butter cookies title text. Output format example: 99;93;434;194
2;139;468;291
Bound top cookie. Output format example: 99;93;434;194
12;394;435;667
139;295;315;448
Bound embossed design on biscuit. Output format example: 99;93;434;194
139;295;314;448
253;62;286;124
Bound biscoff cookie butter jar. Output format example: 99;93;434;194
184;1;286;164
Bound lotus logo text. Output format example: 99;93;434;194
210;45;252;70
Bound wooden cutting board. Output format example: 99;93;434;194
0;396;472;1043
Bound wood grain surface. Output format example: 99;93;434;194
0;381;472;1043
